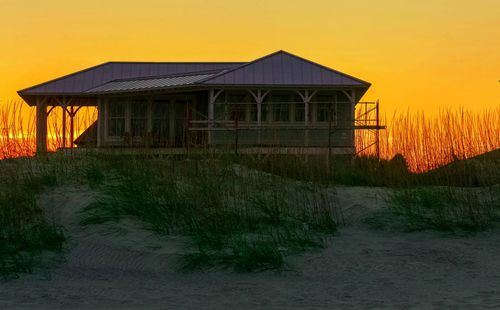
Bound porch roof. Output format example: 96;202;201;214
85;72;218;94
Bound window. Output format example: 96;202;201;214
230;106;246;122
107;101;125;136
316;95;335;122
295;103;305;122
249;104;258;122
131;101;147;137
261;104;270;122
227;94;246;122
214;103;229;121
272;104;289;122
317;103;331;122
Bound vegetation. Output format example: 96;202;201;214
387;186;500;232
0;101;499;276
79;157;340;271
0;161;65;280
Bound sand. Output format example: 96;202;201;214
2;186;500;309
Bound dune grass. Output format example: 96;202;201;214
0;161;65;280
0;101;499;275
78;157;340;271
387;186;500;232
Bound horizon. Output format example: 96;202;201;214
0;0;499;115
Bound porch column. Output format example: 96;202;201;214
62;106;67;148
97;97;104;148
70;105;74;148
146;99;153;147
248;89;270;146
36;97;48;154
208;89;223;146
342;89;356;149
296;90;317;147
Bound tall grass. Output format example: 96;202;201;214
0;100;96;159
0;159;65;279
387;186;500;232
357;107;500;172
79;157;340;271
1;99;499;173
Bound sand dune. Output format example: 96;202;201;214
2;186;500;309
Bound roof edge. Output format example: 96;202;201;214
17;61;247;96
17;62;112;95
198;50;371;86
100;69;225;84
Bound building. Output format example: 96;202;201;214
18;50;382;155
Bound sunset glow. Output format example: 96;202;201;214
0;0;499;168
1;0;498;113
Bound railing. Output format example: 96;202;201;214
186;100;385;156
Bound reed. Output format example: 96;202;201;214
0;100;96;159
1;99;498;174
357;107;500;172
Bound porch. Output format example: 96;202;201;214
34;89;384;156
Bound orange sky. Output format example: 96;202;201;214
0;0;499;115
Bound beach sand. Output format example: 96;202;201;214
2;186;500;309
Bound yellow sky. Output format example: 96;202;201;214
0;0;499;115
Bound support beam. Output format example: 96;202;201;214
376;99;380;158
248;89;270;125
248;89;270;146
62;106;67;148
146;99;153;147
208;89;223;145
349;90;356;148
36;97;48;154
295;90;317;147
97;97;104;148
169;102;175;146
70;105;74;148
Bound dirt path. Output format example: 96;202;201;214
2;186;500;309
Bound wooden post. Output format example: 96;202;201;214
376;99;380;158
350;90;356;151
70;105;74;148
146;99;153;148
295;90;317;148
328;99;332;168
208;89;223;146
185;103;191;156
169;102;175;146
248;89;270;148
62;105;67;148
97;97;104;148
234;110;239;155
342;89;356;153
208;90;215;145
36;97;48;154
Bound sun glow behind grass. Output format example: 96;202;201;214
0;101;96;158
0;100;499;172
357;106;500;172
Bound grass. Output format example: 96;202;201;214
0;163;65;280
0;101;499;275
387;186;500;232
79;157;339;271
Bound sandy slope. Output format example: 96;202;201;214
2;186;500;309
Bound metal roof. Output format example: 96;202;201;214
18;50;371;105
18;62;243;95
86;72;217;94
199;51;370;86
